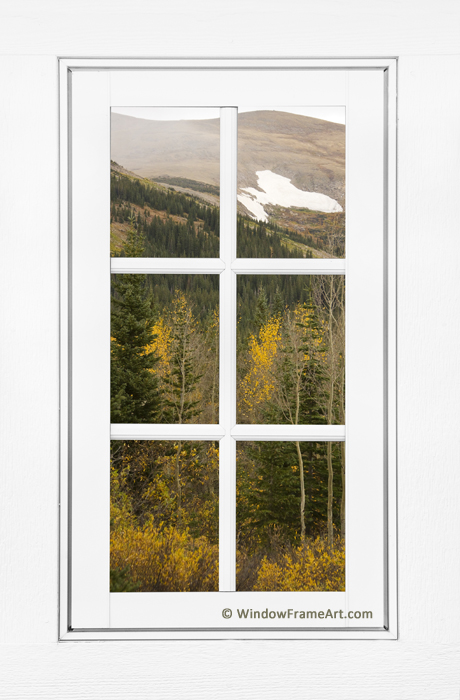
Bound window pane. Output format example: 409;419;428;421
236;441;345;592
237;275;345;424
111;108;220;257
111;440;219;592
237;108;345;258
111;273;219;424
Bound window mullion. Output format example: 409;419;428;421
219;107;238;591
231;259;346;275
110;424;225;440
231;425;345;441
110;258;225;274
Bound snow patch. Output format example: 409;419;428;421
237;170;342;222
237;194;270;222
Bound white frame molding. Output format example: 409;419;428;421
59;57;397;640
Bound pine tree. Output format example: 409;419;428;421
111;222;161;423
240;440;301;548
254;286;270;331
273;286;284;318
163;291;203;424
162;291;203;515
297;291;329;425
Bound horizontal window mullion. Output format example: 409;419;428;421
231;425;345;441
232;259;346;275
111;259;346;275
110;257;226;274
110;424;225;441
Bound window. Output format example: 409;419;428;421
60;58;397;640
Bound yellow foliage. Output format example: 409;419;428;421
110;465;137;532
146;317;171;379
239;316;281;420
210;307;219;333
111;522;218;592
254;535;345;592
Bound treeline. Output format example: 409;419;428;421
144;273;218;325
111;169;312;259
151;175;220;196
237;274;313;338
112;272;316;338
142;211;218;258
111;171;220;257
236;217;311;259
111;171;215;220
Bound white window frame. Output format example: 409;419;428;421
59;58;397;640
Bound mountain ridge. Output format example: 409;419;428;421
111;110;345;207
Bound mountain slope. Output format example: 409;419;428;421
237;111;344;207
111;112;220;186
111;110;345;205
111;110;345;254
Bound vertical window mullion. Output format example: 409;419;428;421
219;107;238;591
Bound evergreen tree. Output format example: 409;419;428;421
163;291;203;424
111;222;161;423
254;286;270;331
162;291;203;515
273;285;284;318
297;292;329;424
241;438;342;548
238;441;301;549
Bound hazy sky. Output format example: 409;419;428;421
112;106;346;125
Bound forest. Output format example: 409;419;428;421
110;172;345;593
110;166;342;259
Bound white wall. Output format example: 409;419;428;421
0;1;459;697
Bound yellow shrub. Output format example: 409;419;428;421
111;523;218;592
254;535;345;592
110;465;137;532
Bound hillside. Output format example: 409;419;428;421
111;112;220;186
110;165;326;259
111;109;344;204
237;110;345;207
111;110;345;255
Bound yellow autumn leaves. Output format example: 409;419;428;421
239;316;281;421
110;439;220;592
111;523;219;592
253;535;345;592
111;524;344;593
238;303;326;423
